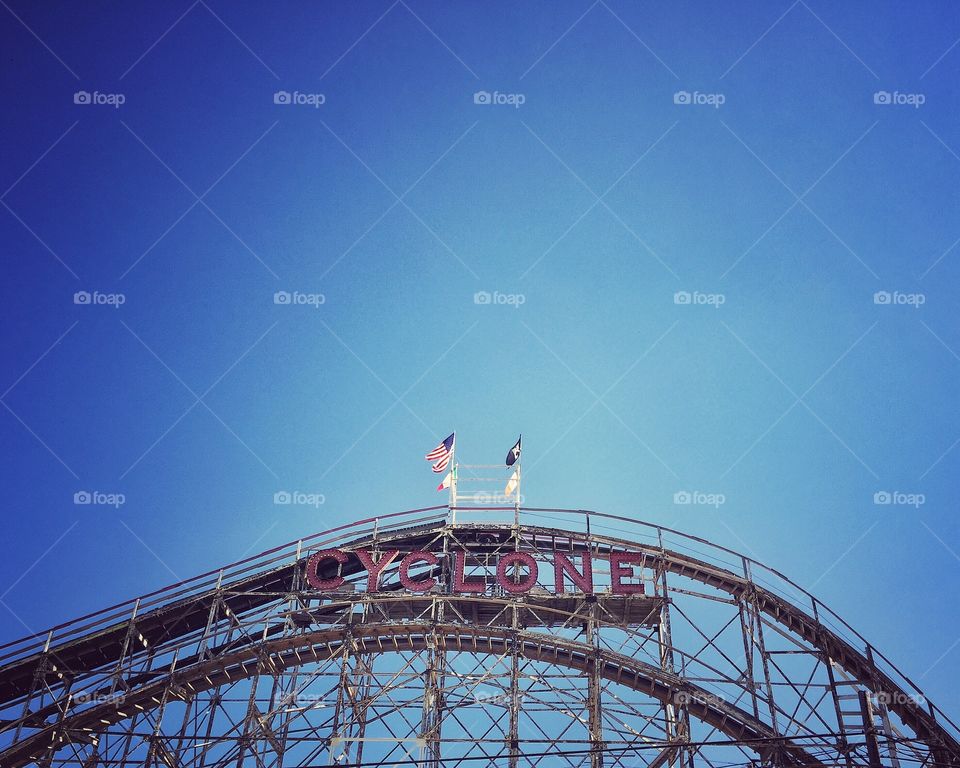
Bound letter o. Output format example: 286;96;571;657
496;552;538;594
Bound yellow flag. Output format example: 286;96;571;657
504;468;519;496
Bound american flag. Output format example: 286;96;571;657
425;432;455;473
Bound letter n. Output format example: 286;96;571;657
553;552;593;594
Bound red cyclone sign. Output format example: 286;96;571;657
305;548;645;595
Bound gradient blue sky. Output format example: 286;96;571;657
2;0;960;716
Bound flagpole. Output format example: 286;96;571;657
449;447;457;524
513;452;521;527
450;463;457;516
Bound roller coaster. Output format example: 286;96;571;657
0;506;956;767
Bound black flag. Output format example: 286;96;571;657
505;435;521;466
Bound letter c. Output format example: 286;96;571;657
306;549;348;590
399;551;439;591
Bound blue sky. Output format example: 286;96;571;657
1;0;960;717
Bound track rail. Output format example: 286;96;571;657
0;622;822;767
